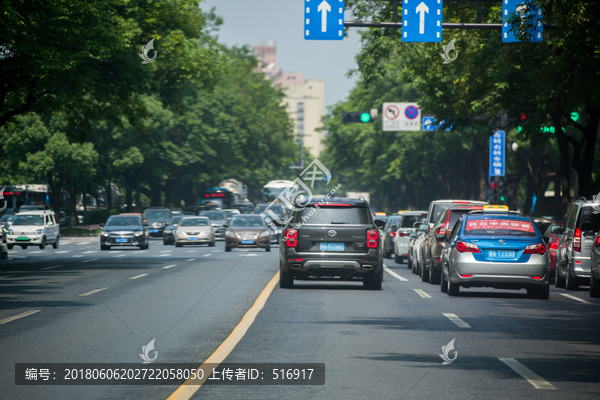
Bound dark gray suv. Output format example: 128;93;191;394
279;198;385;290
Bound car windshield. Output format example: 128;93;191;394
293;207;371;225
12;215;44;226
580;208;600;233
400;215;422;228
385;216;401;229
200;211;226;220
106;217;141;226
179;218;209;227
255;204;285;215
230;216;266;227
143;210;170;219
464;218;537;237
1;215;13;223
169;216;184;225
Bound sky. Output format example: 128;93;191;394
200;0;363;109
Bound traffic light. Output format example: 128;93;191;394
498;179;506;203
342;112;372;124
489;180;499;203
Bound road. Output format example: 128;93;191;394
1;238;599;399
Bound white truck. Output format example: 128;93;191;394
345;191;370;204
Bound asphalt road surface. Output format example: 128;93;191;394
1;238;599;399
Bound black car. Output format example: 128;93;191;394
382;215;402;259
163;215;184;245
100;215;149;250
143;207;172;237
279;197;385;290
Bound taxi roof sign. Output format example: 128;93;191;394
483;205;509;213
374;212;387;216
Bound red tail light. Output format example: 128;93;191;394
574;228;581;252
549;241;558;253
458;273;472;278
532;276;543;280
397;231;409;237
388;231;396;237
523;243;546;255
595;236;600;247
287;258;304;262
367;230;379;248
435;224;448;235
285;229;297;247
456;241;481;254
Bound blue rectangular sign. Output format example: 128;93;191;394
489;131;505;177
502;0;543;43
422;115;452;132
402;0;443;42
304;0;345;40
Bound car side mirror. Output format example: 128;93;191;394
413;222;421;228
143;222;148;226
390;224;398;231
100;223;105;228
410;233;417;239
223;223;228;228
419;224;429;232
550;225;564;234
374;219;385;229
435;234;446;241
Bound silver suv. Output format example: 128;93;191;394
555;198;600;290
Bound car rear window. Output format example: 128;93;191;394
580;207;600;232
292;206;370;225
465;218;536;237
400;215;423;228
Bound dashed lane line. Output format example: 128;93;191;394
414;289;432;298
498;358;556;389
383;265;409;281
128;274;148;280
41;265;64;270
560;293;592;305
443;313;471;328
0;310;41;325
163;265;177;269
78;288;108;297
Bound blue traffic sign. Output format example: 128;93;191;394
304;0;345;40
402;0;443;42
422;115;452;132
489;131;505;177
502;0;543;43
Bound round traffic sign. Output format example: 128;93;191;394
405;105;419;120
385;105;400;120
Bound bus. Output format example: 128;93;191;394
200;187;234;209
0;184;51;213
262;180;297;203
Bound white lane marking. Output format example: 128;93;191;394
414;289;432;298
0;275;12;280
82;259;98;263
560;293;592;305
157;254;171;257
29;250;44;254
498;358;556;389
240;253;259;256
160;250;172;253
186;258;197;262
383;265;409;281
129;274;148;280
443;313;471;328
41;265;63;270
72;255;83;258
203;254;212;257
78;242;91;245
163;265;177;269
54;251;70;254
185;250;198;253
0;310;41;325
213;250;223;252
83;251;97;254
78;288;108;296
114;254;126;258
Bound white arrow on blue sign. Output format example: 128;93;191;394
402;0;443;43
502;0;543;43
489;131;505;177
422;115;452;132
304;0;345;40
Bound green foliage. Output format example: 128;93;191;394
83;209;121;225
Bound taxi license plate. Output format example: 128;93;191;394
487;250;516;259
320;243;344;251
149;229;158;233
188;237;198;241
16;237;30;241
241;240;254;245
116;238;128;243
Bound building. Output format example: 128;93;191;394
253;40;325;159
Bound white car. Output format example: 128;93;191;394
6;210;60;249
393;211;427;264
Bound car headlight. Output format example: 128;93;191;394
200;231;209;235
225;231;236;237
36;229;43;235
212;223;218;228
8;230;13;235
176;231;185;236
134;231;143;236
259;231;270;237
101;232;110;237
164;229;172;234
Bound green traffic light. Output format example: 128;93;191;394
571;112;579;122
360;113;371;123
500;196;506;201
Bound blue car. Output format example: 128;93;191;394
440;206;550;299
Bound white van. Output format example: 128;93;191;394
6;210;60;250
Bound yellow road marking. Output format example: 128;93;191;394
166;271;280;400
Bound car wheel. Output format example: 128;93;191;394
555;266;566;288
394;253;401;263
407;254;413;270
280;266;294;288
163;240;168;245
39;236;46;249
590;273;600;298
565;266;579;290
364;266;383;290
421;262;429;283
209;241;215;247
7;244;13;250
448;279;460;296
441;265;449;293
21;245;28;249
52;236;59;249
225;246;231;252
265;246;271;252
175;243;183;248
428;258;440;284
101;245;110;251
